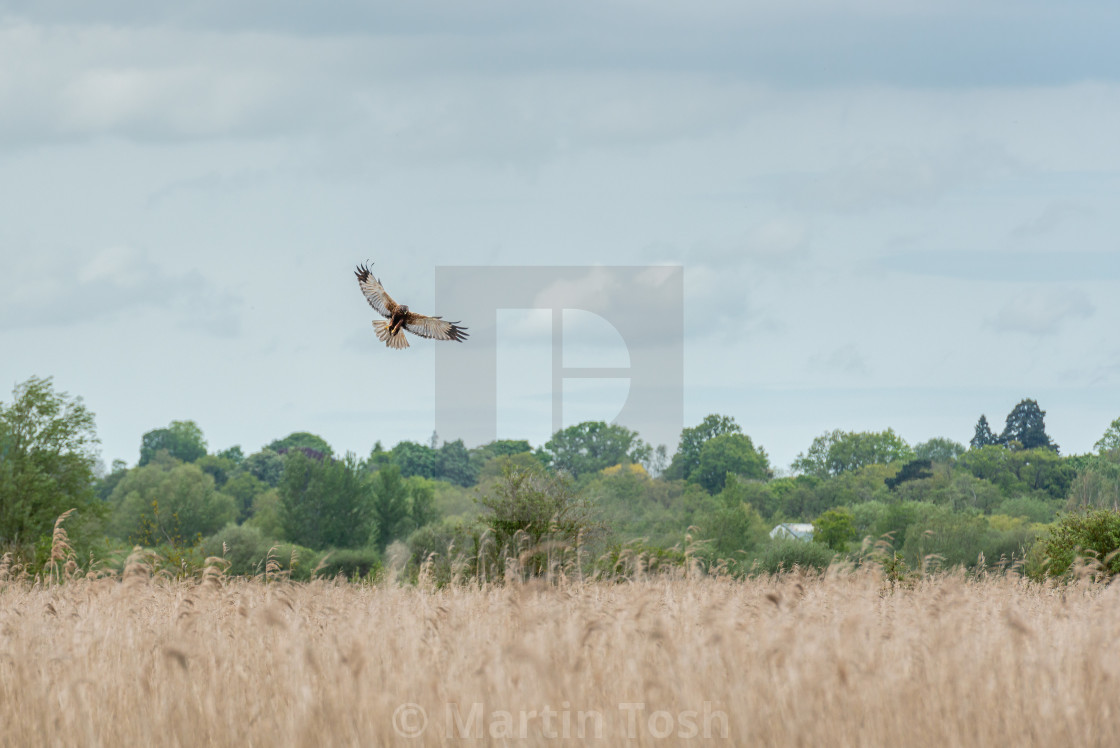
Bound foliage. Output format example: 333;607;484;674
885;459;933;490
477;464;597;576
891;467;1003;513
957;446;1074;501
695;475;770;563
537;421;649;478
390;441;438;480
370;465;413;551
0;376;102;552
583;468;715;550
242;449;284;487
1037;509;1120;579
477;451;544;482
689;433;770;494
223;471;268;522
139;420;207;466
1094;417;1120;455
665;414;742;481
1065;452;1120;511
995;495;1059;524
266;431;334;457
315;547;383;580
914;437;965;463
999;398;1058;452
474;439;532;460
108;461;236;546
596;540;688;577
405;518;483;585
278;451;374;550
970;415;999;449
813;507;857;552
195;453;236;488
217;445;245;464
245;488;284;538
200;524;319;579
436;439;478;486
756;537;835;574
793;429;913;478
895;505;1040;571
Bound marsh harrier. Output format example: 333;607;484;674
354;264;468;350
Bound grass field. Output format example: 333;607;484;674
1;564;1118;747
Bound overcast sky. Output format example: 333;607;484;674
2;1;1119;472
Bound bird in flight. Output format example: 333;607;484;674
354;264;469;350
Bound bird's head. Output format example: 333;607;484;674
399;304;409;315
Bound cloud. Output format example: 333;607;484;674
1010;202;1094;240
776;139;1019;212
4;1;1119;88
880;250;1120;283
809;343;869;376
0;246;243;335
990;287;1094;335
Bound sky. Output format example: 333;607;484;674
2;0;1119;473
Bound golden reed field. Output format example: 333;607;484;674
2;561;1119;747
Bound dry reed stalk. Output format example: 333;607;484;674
0;572;1117;747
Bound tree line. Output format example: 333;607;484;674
2;375;1119;582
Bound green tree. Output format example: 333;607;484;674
813;507;857;552
279;451;374;550
217;445;245;465
793;429;913;478
885;459;933;490
243;449;284;487
697;475;770;563
95;459;130;501
690;433;770;494
364;441;393;472
267;431;334;458
665;414;742;481
970;415;999;450
370;465;413;551
1065;451;1120;511
1000;398;1058;452
408;476;438;531
437;439;478;487
108;461;236;546
477;464;597;576
391;441;438;479
1037;509;1120;579
538;421;649;478
958;445;1073;501
1094;417;1120;455
139;420;207;466
223;472;268;523
914;437;965;463
195;453;236;488
0;376;102;550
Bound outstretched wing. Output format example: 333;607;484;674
354;264;398;319
403;312;469;342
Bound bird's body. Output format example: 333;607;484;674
355;264;468;349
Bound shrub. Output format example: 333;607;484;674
756;537;835;574
1037;509;1120;579
813;507;857;552
995;495;1058;524
315;547;383;581
201;524;320;580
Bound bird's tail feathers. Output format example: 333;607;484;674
373;320;410;349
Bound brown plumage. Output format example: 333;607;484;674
354;264;469;350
